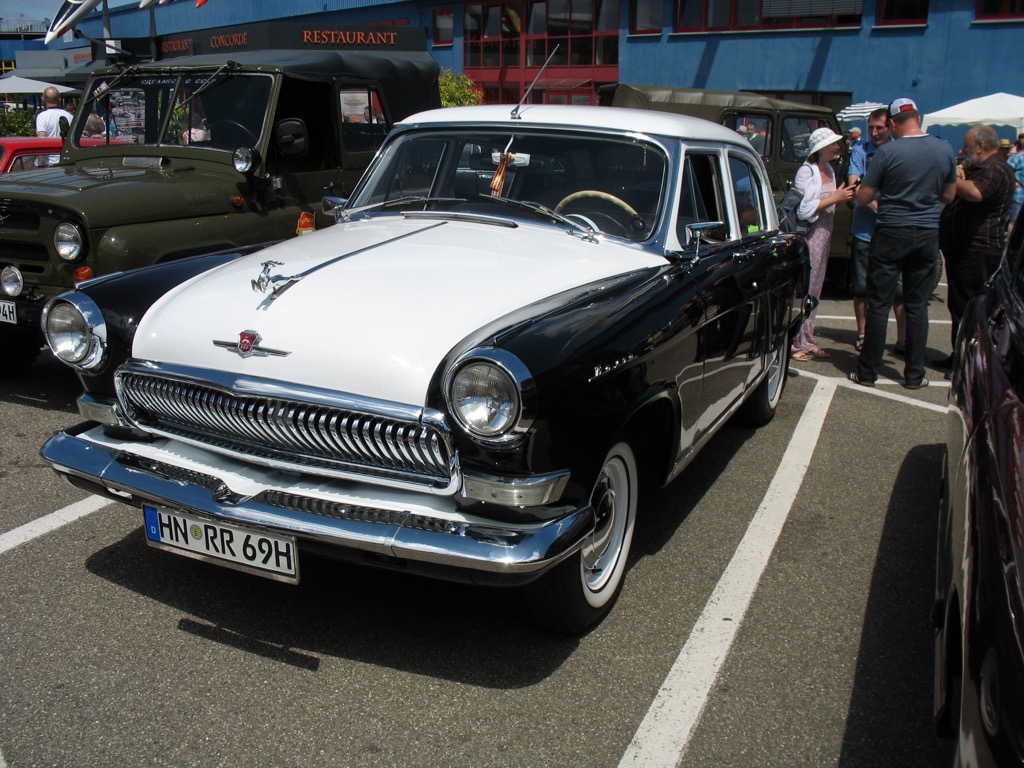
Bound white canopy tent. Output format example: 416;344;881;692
0;76;80;96
922;92;1024;133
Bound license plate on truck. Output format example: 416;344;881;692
0;300;14;324
142;505;298;583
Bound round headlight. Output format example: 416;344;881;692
54;222;85;262
233;146;257;173
45;301;93;364
450;361;520;438
1;265;23;297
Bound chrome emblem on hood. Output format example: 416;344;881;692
212;330;291;358
251;261;284;293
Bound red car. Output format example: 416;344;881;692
0;136;64;172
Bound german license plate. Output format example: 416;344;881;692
0;300;14;324
142;505;298;583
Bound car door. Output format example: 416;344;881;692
684;150;774;430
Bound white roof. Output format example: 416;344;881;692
398;104;746;145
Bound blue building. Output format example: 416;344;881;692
23;0;1024;141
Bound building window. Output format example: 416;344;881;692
468;0;619;68
632;0;663;32
876;0;928;23
434;9;455;43
677;0;861;29
977;0;1024;17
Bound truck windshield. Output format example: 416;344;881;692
73;72;272;150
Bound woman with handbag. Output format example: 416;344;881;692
790;127;856;361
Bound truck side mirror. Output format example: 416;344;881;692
59;115;70;140
275;118;309;159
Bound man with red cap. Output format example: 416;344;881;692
849;97;957;389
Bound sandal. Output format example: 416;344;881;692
854;334;865;352
810;348;831;359
893;342;906;357
790;351;810;362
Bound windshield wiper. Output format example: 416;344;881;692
482;194;597;240
338;196;466;221
179;61;239;108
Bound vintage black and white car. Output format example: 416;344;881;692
40;104;809;632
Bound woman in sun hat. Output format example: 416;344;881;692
789;127;857;361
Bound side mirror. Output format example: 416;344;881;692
686;220;725;246
275;118;308;159
58;115;70;140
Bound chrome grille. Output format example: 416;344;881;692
116;369;455;491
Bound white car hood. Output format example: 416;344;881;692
133;216;664;406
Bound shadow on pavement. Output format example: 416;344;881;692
839;442;955;767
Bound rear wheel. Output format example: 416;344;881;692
525;441;638;634
739;332;789;426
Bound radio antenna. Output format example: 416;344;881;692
510;45;559;120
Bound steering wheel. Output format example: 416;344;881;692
208;119;258;147
554;190;641;237
554;190;639;217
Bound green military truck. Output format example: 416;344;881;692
0;46;440;374
599;83;853;278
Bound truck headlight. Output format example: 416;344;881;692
447;350;534;442
1;265;23;297
233;146;259;174
41;294;107;370
54;222;85;262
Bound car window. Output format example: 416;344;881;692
728;154;767;235
340;87;389;153
780;115;831;163
677;152;728;244
351;129;668;241
723;114;771;160
7;153;53;172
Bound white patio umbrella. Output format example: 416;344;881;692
922;92;1024;132
0;76;80;96
835;101;887;121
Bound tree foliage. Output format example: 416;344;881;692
438;69;483;108
0;108;38;137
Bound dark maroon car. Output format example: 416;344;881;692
934;210;1024;766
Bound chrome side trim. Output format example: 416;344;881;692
40;427;592;576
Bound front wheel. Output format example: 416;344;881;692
524;441;638;634
738;332;789;426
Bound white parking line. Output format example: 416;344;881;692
815;314;952;325
0;496;111;556
796;369;948;414
619;378;837;768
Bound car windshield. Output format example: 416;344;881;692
72;72;272;150
349;129;668;240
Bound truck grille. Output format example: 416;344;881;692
0;209;41;231
0;241;49;262
116;369;456;492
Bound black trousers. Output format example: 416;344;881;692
943;246;1000;345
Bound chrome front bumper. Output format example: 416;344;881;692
40;422;593;585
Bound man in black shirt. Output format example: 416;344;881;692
936;124;1015;367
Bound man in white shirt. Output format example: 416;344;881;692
35;86;73;165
